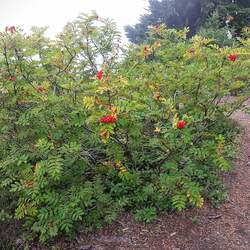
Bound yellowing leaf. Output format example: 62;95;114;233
83;96;96;110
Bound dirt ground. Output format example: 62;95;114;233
62;100;250;250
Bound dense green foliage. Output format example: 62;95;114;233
125;0;250;44
0;13;250;243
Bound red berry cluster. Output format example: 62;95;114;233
9;76;16;81
96;70;104;80
228;54;237;62
100;114;117;124
36;86;46;93
5;26;16;34
177;120;187;129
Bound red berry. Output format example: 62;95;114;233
5;26;16;34
36;85;46;93
177;120;187;129
9;76;16;81
96;70;104;80
154;93;161;100
9;26;16;34
100;114;117;124
228;54;237;62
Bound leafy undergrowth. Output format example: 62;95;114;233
0;13;250;244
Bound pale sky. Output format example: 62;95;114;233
0;0;148;40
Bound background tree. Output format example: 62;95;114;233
198;0;250;46
214;0;250;36
125;0;250;44
125;0;202;43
